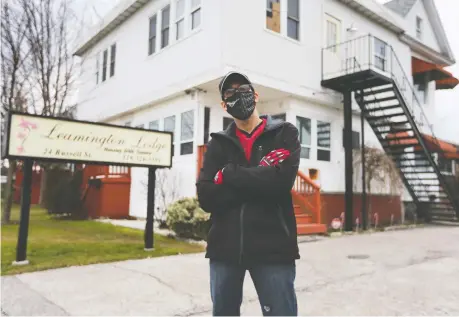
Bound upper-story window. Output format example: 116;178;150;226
148;15;157;55
191;0;202;30
287;0;300;40
325;14;340;53
96;43;117;85
266;0;300;40
102;49;108;82
374;37;387;71
175;0;185;40
416;16;423;40
161;5;171;49
110;44;116;77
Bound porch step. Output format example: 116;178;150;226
296;214;313;225
297;224;327;235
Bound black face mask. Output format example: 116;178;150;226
225;91;255;120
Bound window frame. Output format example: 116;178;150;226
109;43;116;77
287;0;300;40
296;116;312;159
148;14;158;55
95;52;100;84
317;120;331;162
416;16;423;40
191;0;202;30
175;0;186;40
180;110;194;155
161;5;171;49
164;115;176;156
266;0;281;33
374;37;387;71
325;14;340;53
149;120;160;131
102;49;108;82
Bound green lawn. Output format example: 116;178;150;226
1;205;204;275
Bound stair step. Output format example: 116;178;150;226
297;224;327;235
360;86;394;97
373;120;409;128
362;96;398;105
374;127;413;134
365;104;402;114
382;135;416;143
296;214;313;225
368;113;406;122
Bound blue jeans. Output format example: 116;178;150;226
210;260;297;316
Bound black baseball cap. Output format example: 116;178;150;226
218;71;253;100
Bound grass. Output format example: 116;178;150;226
1;205;204;275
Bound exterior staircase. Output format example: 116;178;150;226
321;34;459;222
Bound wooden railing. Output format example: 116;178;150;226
291;170;322;223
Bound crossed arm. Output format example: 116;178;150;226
196;123;300;213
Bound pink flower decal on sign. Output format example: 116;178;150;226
15;117;39;154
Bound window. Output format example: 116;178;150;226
110;44;116;77
342;129;360;149
296;116;311;159
415;83;427;104
436;155;453;175
180;110;194;155
416;16;422;39
191;0;201;30
325;15;339;52
266;0;281;33
95;52;100;84
124;121;131;127
136;124;144;128
102;49;108;82
149;120;159;130
374;37;387;71
164;116;176;156
223;117;233;130
287;0;299;40
161;6;170;49
317;121;331;162
148;15;157;55
175;0;185;40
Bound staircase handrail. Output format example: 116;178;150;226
293;170;322;223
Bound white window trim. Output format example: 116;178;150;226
175;0;186;41
373;37;387;71
265;0;301;43
296;116;312;160
190;0;202;31
96;42;116;86
317;120;331;162
160;4;171;49
180;110;195;155
324;13;340;53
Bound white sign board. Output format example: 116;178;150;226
5;113;173;168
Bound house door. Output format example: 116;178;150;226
323;14;342;78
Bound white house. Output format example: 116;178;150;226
74;0;458;221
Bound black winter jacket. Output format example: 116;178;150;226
196;115;301;265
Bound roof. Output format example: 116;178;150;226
384;0;455;64
384;0;417;16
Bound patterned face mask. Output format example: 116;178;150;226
225;91;256;120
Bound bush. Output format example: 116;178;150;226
46;168;87;219
166;197;210;241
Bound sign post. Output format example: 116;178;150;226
4;112;173;264
144;167;157;250
14;159;33;265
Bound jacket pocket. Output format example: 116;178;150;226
276;205;291;237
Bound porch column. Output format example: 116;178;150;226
343;90;353;231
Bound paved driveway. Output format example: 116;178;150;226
2;226;459;316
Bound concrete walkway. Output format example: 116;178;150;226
2;226;459;316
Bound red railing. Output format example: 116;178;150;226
291;170;322;223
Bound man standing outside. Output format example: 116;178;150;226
197;71;301;316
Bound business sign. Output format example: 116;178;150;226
5;112;173;168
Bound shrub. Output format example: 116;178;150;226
166;197;210;240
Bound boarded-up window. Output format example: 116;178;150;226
266;0;281;33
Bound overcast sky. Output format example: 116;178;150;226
76;0;458;144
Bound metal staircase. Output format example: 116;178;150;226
321;35;459;222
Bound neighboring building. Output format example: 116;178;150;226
74;0;458;223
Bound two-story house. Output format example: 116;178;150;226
74;0;458;227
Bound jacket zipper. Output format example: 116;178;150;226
239;145;264;264
277;205;291;237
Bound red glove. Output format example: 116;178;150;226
214;169;224;184
259;149;290;166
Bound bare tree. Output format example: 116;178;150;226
353;146;403;218
1;0;79;221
